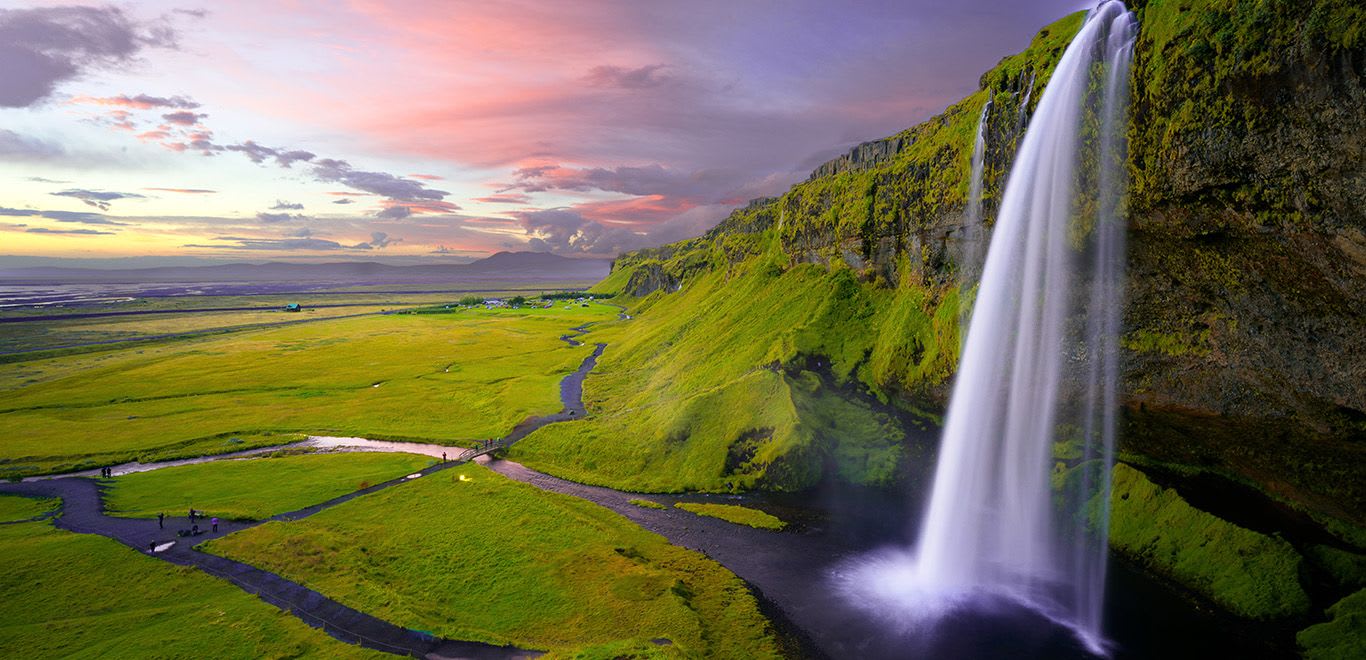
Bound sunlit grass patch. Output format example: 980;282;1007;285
204;462;781;657
105;452;434;520
1108;463;1310;619
0;520;381;659
0;495;57;523
674;502;786;531
629;498;669;510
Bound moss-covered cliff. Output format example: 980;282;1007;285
553;0;1364;526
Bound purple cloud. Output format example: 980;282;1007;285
26;227;114;235
50;188;144;210
270;200;304;210
0;6;176;108
584;64;671;89
161;111;206;126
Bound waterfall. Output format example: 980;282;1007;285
960;93;992;284
838;2;1136;654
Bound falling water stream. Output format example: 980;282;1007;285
839;2;1137;655
960;92;992;286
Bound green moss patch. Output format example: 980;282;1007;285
1297;588;1366;660
629;499;669;510
1108;463;1310;619
674;502;786;531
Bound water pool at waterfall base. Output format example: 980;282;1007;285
833;548;1112;657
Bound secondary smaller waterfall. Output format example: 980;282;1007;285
837;2;1136;655
960;93;992;284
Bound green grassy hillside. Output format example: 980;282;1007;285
205;462;781;658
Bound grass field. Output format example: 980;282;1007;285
0;494;56;522
674;502;786;531
105;452;435;520
204;462;781;658
0;306;395;355
0;303;616;478
0;519;381;659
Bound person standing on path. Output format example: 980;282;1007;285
157;512;164;529
211;517;219;533
443;452;447;462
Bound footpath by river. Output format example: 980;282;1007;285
2;312;1287;659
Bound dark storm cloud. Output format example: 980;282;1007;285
0;6;177;107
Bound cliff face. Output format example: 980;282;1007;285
601;0;1366;521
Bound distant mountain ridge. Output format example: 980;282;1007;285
0;251;610;283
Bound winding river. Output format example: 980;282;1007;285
4;313;1291;658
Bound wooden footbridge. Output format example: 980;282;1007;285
454;439;510;463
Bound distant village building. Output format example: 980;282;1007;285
284;303;302;312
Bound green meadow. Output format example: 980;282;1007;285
0;494;56;522
205;462;781;658
105;452;434;520
0;512;380;659
0;303;616;478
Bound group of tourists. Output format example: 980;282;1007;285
149;509;219;553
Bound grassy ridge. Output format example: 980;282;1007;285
105;452;434;520
0;520;380;659
674;502;786;531
1297;588;1366;660
205;463;781;658
1107;463;1310;619
512;261;947;492
0;304;614;478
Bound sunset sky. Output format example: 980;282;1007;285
1;1;1085;264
